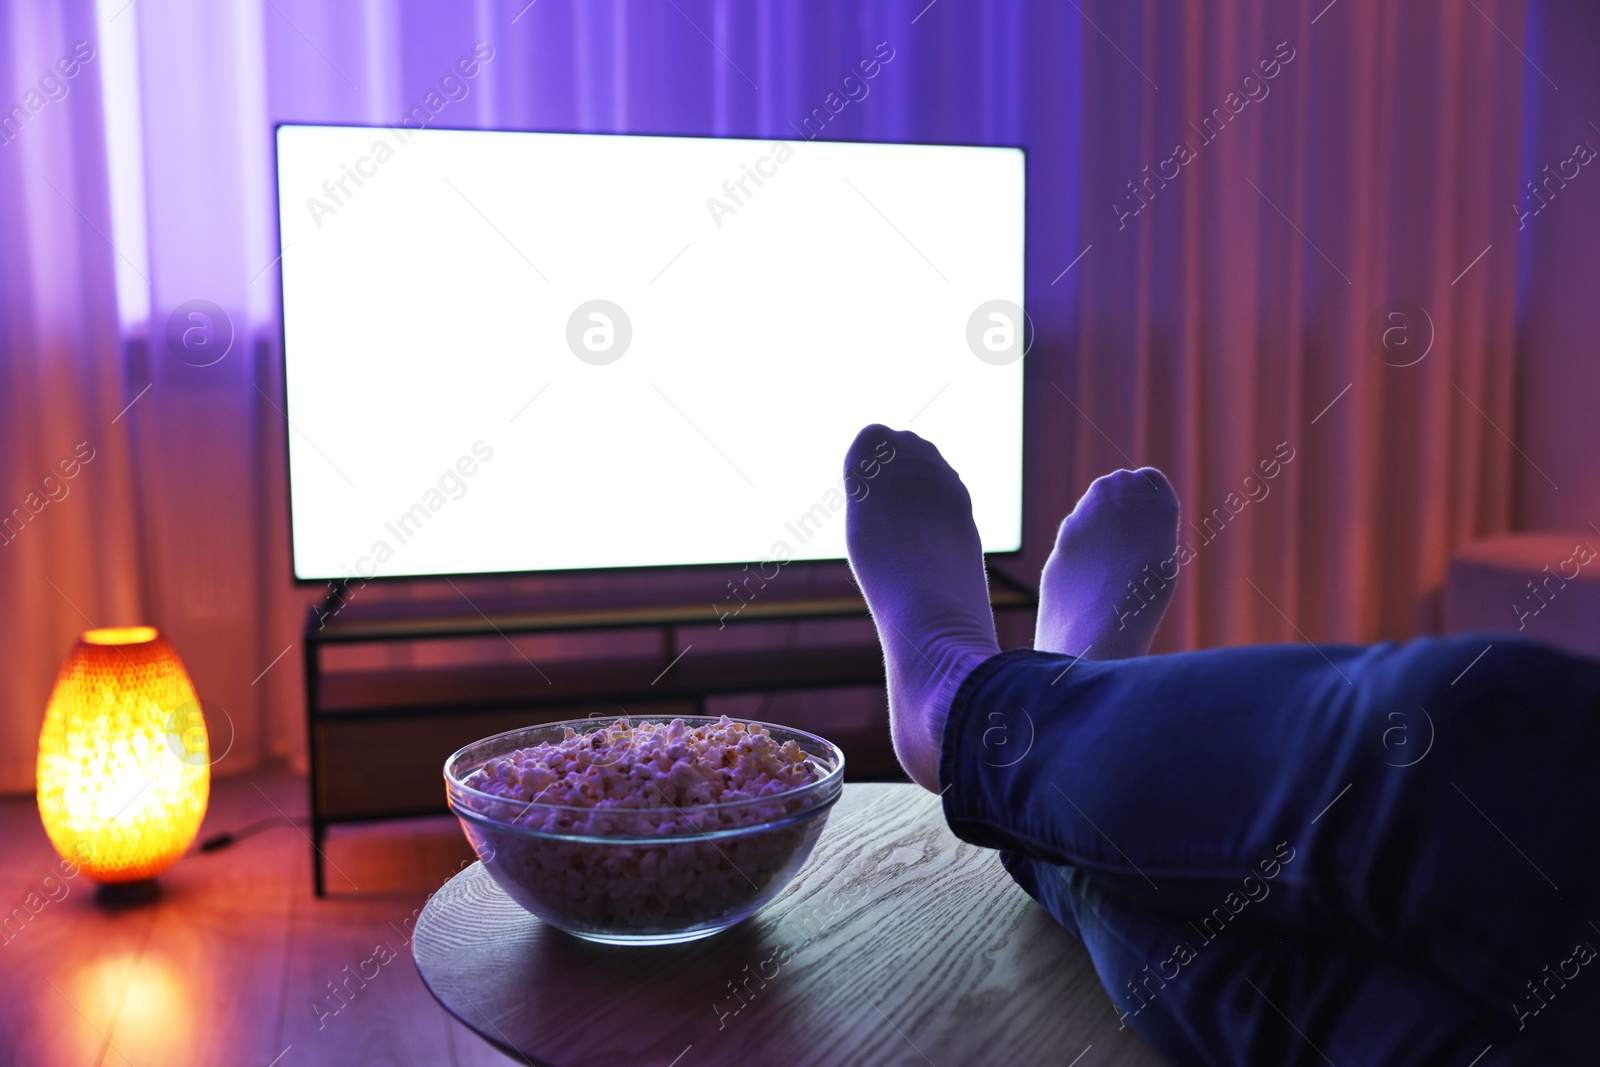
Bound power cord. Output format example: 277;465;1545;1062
199;815;308;852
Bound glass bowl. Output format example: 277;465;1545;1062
444;716;845;945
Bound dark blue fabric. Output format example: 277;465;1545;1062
940;636;1600;1063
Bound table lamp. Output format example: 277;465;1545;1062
36;627;210;900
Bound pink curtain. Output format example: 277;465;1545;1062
0;0;1533;793
1050;0;1527;653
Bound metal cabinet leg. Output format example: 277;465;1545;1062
312;819;326;897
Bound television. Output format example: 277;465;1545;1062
274;124;1025;581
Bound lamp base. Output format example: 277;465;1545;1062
95;879;160;907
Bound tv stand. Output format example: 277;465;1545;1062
301;566;1036;896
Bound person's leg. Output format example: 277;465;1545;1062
843;425;999;791
1006;853;1566;1066
1032;464;1181;660
943;616;1600;1046
842;428;1184;788
843;425;1600;1052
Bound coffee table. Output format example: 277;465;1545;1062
412;782;1163;1067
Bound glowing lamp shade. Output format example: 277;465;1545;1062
36;627;210;884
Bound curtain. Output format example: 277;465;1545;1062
0;0;1531;793
1;0;149;793
1058;0;1527;652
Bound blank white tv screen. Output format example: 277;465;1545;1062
275;125;1024;580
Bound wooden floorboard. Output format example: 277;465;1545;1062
0;765;520;1067
106;770;299;1066
0;859;164;1066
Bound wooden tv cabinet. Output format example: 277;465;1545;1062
301;568;1036;896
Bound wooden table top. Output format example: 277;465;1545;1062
412;783;1164;1067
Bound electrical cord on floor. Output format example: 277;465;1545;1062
199;815;308;852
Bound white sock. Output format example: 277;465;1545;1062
1035;468;1180;659
843;425;1000;792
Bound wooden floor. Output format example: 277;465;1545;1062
0;764;519;1067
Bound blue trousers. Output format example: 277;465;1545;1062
940;635;1600;1065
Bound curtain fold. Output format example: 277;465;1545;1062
0;0;147;792
1065;0;1526;653
0;0;1532;792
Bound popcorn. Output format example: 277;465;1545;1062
455;717;833;936
467;716;824;836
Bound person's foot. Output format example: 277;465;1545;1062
1035;468;1180;659
844;426;1000;792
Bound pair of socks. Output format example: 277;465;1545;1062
842;425;1179;791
